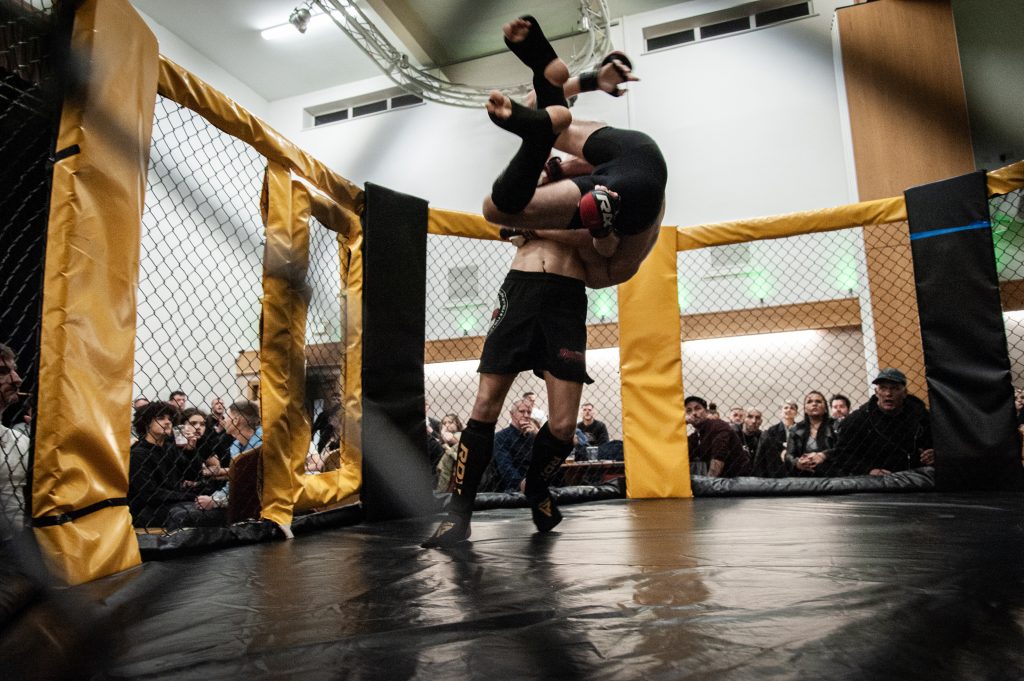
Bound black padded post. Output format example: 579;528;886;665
905;171;1023;491
360;182;435;521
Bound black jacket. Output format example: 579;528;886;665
128;438;196;527
830;395;931;475
784;418;839;476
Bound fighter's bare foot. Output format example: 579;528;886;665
486;91;571;134
502;15;569;108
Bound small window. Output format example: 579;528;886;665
755;3;810;27
313;109;348;127
709;243;752;274
391;93;423;109
647;29;695;51
353;100;388;117
700;16;751;40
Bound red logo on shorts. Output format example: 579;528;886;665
558;348;585;364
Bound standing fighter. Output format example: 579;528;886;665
422;16;665;548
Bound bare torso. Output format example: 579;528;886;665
510;237;586;280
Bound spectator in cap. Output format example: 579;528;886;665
830;368;934;476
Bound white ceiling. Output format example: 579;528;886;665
129;0;686;101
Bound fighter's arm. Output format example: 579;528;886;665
564;58;639;99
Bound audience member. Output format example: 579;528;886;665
195;400;263;514
785;391;838;476
754;400;798;477
434;413;464;492
424;399;442;442
127;401;196;529
491;399;539;492
179;407;224;494
312;394;342;453
577;402;610;446
728;406;745;429
738;408;762;460
168;390;187;411
684;396;751;477
522;390;548;424
0;343;29;534
830;368;934;476
830;394;851;425
707;403;721;420
133;397;150;410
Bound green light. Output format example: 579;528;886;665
834;254;859;291
745;269;774;300
677;283;690;311
457;311;477;334
991;210;1023;277
592;290;616;319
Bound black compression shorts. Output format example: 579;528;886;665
570;126;667;235
478;270;594;385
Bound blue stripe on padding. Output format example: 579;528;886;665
909;220;991;241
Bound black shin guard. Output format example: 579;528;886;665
505;15;567;110
422;419;496;548
524;424;573;533
490;101;558;214
449;419;497;514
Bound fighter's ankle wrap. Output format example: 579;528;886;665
505;15;567;109
492;132;558;214
524;423;573;500
579;52;633;96
450;418;497;512
544;156;564;182
577;187;620;238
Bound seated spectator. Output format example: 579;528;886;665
577;402;610;446
784;391;839;476
738;408;762;460
128;401;196;529
830;368;934;476
434;413;464;492
168;390;188;412
312;394;342;453
753;400;798;477
707;402;721;420
195;400;263;516
728;406;745;430
490;399;538;492
0;343;29;534
830;394;851;426
178;407;224;494
685;396;751;477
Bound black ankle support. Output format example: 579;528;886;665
490;102;558;214
449;418;497;514
524;423;574;500
505;15;567;109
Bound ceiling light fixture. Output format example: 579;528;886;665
289;3;313;33
291;0;613;108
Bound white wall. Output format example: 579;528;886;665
134;9;270;119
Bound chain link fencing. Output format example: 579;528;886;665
994;188;1024;466
1;0;57;537
129;94;267;532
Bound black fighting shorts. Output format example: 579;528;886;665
570;126;668;235
478;270;594;384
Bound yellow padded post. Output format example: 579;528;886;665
618;227;691;498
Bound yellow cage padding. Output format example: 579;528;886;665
259;163;313;525
618;228;691;498
33;0;158;584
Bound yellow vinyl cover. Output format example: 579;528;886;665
157;56;363;215
259;164;313;525
618;228;691;498
297;224;364;510
33;0;158;584
427;207;500;239
988;160;1024;197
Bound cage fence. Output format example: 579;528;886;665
0;0;58;536
129;93;267;532
993;188;1024;465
